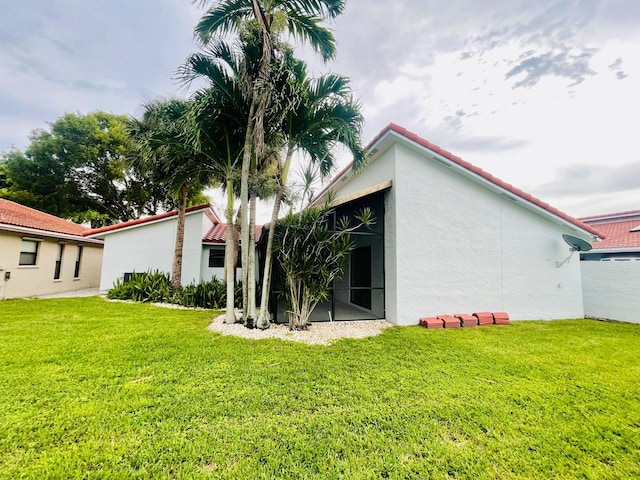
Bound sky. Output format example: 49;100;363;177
1;0;639;221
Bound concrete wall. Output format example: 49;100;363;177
0;231;102;300
328;139;588;325
581;259;640;323
98;212;209;291
391;142;585;324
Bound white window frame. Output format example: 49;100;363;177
19;238;41;266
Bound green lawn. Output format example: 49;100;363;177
1;297;639;479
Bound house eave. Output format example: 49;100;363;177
586;247;640;254
86;207;210;239
0;224;104;245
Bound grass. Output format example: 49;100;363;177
1;297;639;479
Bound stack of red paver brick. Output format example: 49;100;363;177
419;312;510;329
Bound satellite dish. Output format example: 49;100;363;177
562;234;592;252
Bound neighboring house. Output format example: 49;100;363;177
0;199;103;300
308;123;603;325
84;204;261;292
579;210;640;324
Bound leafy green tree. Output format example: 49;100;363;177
1;135;85;218
194;0;345;325
0;112;174;225
0;162;7;189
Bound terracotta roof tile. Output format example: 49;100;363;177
202;223;262;244
580;213;640;250
0;199;86;236
580;209;640;223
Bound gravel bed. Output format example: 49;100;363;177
207;313;392;345
108;300;390;345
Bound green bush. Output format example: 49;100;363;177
172;280;223;309
105;277;135;300
107;271;172;303
107;271;240;309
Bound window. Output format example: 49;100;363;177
54;244;65;280
19;239;39;266
208;247;225;268
74;246;83;278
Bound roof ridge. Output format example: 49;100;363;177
580;209;640;222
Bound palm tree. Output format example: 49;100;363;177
128;99;213;291
255;60;366;328
194;0;345;324
194;0;344;61
179;41;249;323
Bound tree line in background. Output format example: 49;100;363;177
0;0;370;330
0;111;196;226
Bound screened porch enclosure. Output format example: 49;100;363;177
271;190;386;323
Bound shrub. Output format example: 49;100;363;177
274;204;374;330
107;271;172;303
107;272;240;310
172;280;225;309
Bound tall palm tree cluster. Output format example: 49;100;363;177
128;0;366;328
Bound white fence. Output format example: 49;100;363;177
581;259;640;324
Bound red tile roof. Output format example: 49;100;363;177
203;223;263;244
580;210;640;223
0;198;87;236
315;123;604;239
580;211;640;250
84;204;213;237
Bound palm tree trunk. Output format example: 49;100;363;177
240;101;256;321
172;183;188;291
257;145;294;328
224;180;236;324
247;190;258;322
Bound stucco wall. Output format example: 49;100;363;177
328;139;589;325
98;212;209;291
0;231;102;300
392;142;585;324
581;260;640;323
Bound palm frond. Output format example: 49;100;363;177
194;0;253;44
285;11;336;61
279;0;345;19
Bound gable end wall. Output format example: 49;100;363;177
98;212;208;291
392;142;584;324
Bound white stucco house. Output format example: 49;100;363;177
84;204;255;292
579;210;640;324
305;123;604;325
0;199;103;300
